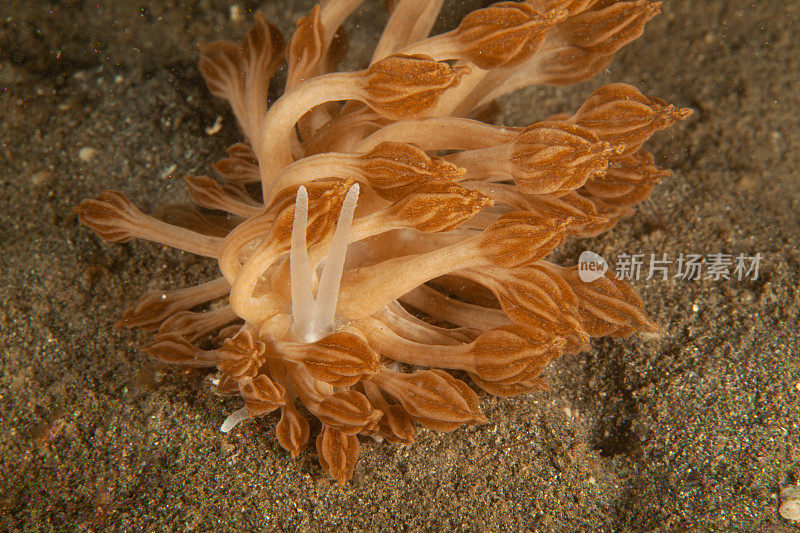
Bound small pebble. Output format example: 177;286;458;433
78;147;99;162
229;5;244;22
205;115;223;135
30;170;53;186
221;441;236;456
780;486;800;521
160;164;177;178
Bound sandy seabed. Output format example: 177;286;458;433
1;1;799;531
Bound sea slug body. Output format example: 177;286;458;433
79;0;690;485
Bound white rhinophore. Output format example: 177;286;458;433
290;186;314;334
290;184;360;343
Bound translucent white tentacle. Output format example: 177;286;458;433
290;186;314;335
312;184;360;336
220;406;250;433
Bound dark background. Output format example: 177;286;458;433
1;1;798;531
